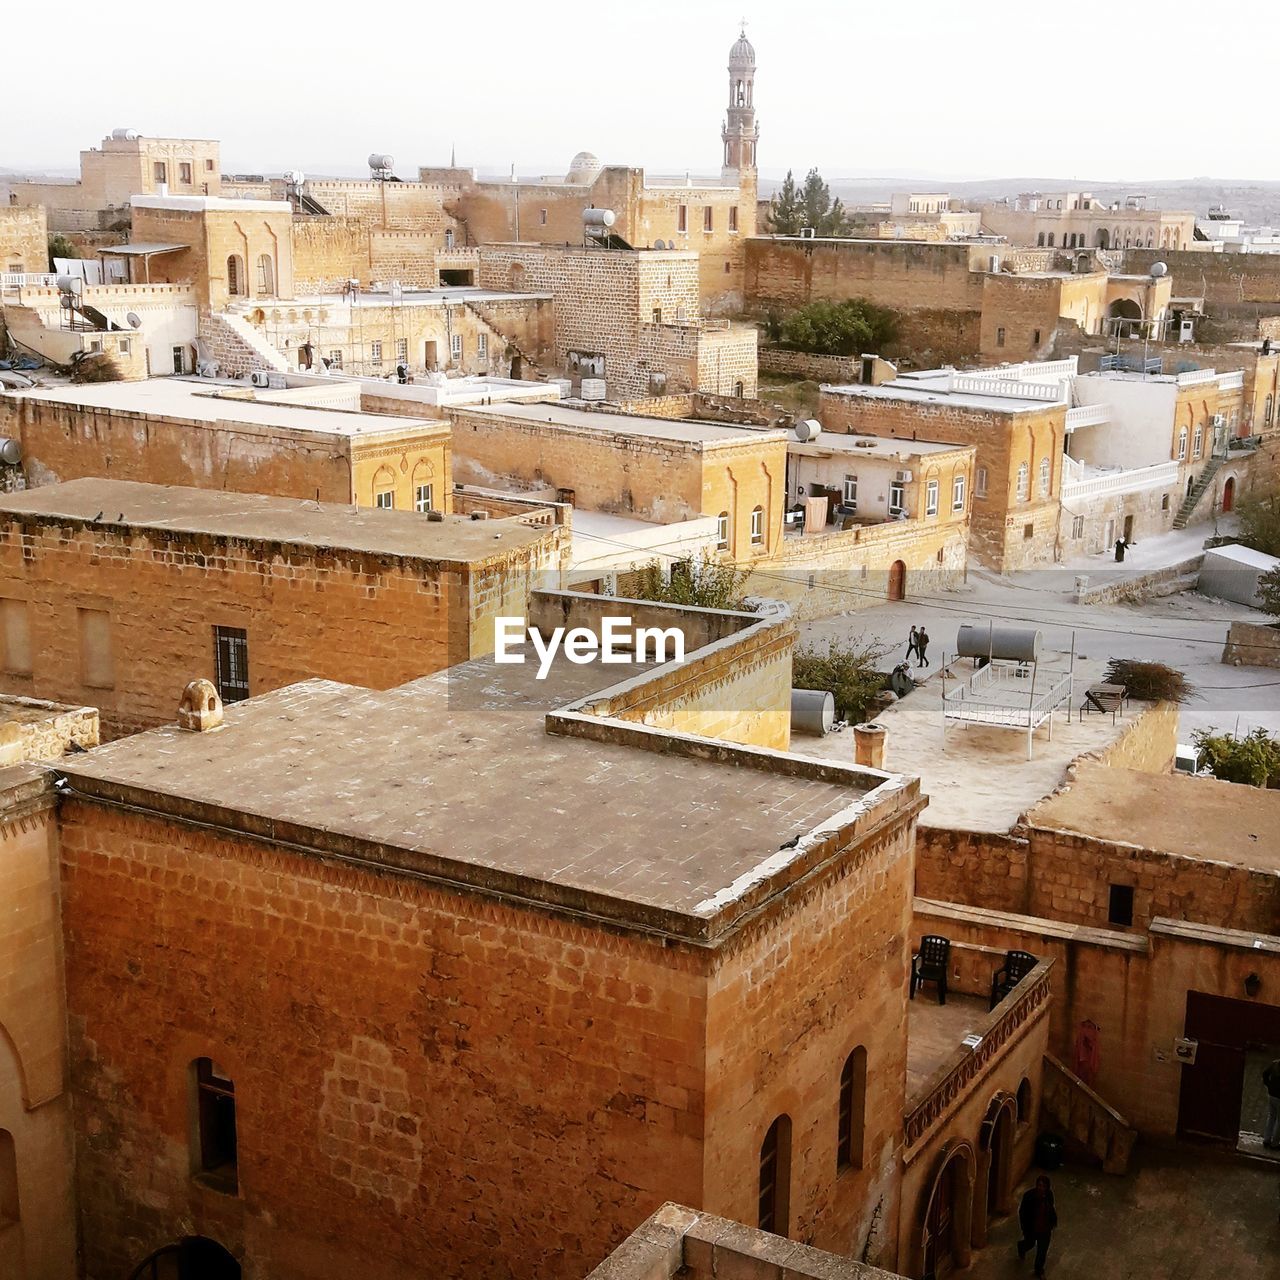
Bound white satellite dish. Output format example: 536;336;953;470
126;312;142;329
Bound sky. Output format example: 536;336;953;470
8;0;1279;184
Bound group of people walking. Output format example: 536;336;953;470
905;625;931;669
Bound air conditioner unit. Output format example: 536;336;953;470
895;469;914;483
250;370;271;388
799;227;816;239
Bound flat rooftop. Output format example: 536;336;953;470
458;401;787;447
822;380;1064;415
12;376;445;439
1028;760;1280;871
907;992;990;1103
59;655;889;941
0;478;552;564
790;653;1147;832
790;433;965;460
291;286;552;309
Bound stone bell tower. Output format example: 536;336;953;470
722;25;759;177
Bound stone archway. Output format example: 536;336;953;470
919;1139;977;1279
975;1092;1018;1248
129;1236;240;1280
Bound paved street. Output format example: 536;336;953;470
968;1148;1279;1280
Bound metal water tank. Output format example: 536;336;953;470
794;418;822;442
0;438;21;466
582;208;617;228
791;689;835;736
956;624;1042;663
367;153;395;172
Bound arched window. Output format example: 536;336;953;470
1038;457;1051;497
759;1115;792;1236
1046;232;1055;247
716;511;730;550
837;1048;867;1171
191;1058;237;1192
952;472;966;512
1192;425;1204;459
1177;426;1188;460
1036;233;1045;247
750;505;764;545
256;254;274;296
444;228;455;250
1016;462;1029;502
0;1128;18;1227
226;255;245;297
1016;1078;1032;1124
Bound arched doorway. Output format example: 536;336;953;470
888;560;906;602
256;254;275;296
1108;298;1142;338
920;1142;976;1279
129;1237;240;1280
226;255;245;297
1096;228;1110;249
983;1098;1016;1219
1222;476;1236;513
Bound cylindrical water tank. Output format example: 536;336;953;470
367;153;395;172
854;722;887;770
0;438;21;466
956;624;1041;663
582;207;617;228
794;418;822;442
791;689;835;736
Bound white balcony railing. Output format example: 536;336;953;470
952;374;1064;401
1218;370;1245;390
1064;404;1110;432
1176;368;1219;387
1061;459;1180;501
1062;453;1085;484
1;272;59;292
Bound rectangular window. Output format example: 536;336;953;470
952;474;966;511
996;326;1006;347
716;512;729;550
194;1058;237;1191
477;332;488;359
395;338;408;365
0;599;32;675
540;208;548;225
703;205;714;232
677;205;688;233
153;161;167;184
889;480;905;513
1033;328;1042;345
1192;426;1204;459
1071;515;1085;539
729;206;739;233
1108;884;1135;927
1161;493;1171;511
179;161;193;184
750;506;764;545
370;340;383;366
205;158;215;171
415;483;434;513
450;333;463;360
1023;522;1035;540
842;474;857;506
172;345;187;375
375;490;395;509
77;608;113;690
652;307;663;324
117;337;131;356
974;466;988;498
213;626;250;703
926;479;939;515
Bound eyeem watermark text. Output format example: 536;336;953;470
494;616;686;680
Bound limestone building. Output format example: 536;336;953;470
0;478;564;737
0;208;49;276
979;192;1195;252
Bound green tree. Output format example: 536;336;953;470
1192;726;1280;787
792;635;890;723
768;169;803;235
799;167;852;237
1257;565;1280;617
630;553;750;611
47;234;79;268
1236;497;1280;558
778;298;898;356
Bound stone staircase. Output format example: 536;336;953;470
1041;1052;1136;1174
198;310;292;378
1172;456;1225;529
461;299;555;383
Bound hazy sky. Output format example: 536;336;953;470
9;0;1278;183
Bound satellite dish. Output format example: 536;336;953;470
126;312;142;329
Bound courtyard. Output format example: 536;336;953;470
967;1147;1278;1280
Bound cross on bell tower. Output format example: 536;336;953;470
722;22;759;176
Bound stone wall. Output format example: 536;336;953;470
0;696;99;764
0;206;49;274
1222;619;1280;668
758;347;860;383
0;513;561;737
1122;247;1280;321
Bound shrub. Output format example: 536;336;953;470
792;635;890;724
777;298;898;357
1193;727;1280;788
630;553;750;611
47;234;80;266
70;354;123;384
1102;659;1195;703
1236;497;1280;558
1257;565;1280;617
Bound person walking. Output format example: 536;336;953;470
906;626;920;664
1114;537;1129;563
916;627;931;669
1017;1175;1058;1277
1263;1057;1280;1150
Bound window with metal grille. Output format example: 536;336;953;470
153;161;167;184
396;338;408;364
451;333;463;359
193;1058;237;1192
1016;463;1029;501
370;340;383;366
328;350;342;370
837;1047;866;1172
179;162;193;184
758;1115;791;1235
213;626;249;703
415;484;434;513
477;332;488;358
1072;515;1085;539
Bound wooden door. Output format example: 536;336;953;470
888;560;906;602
